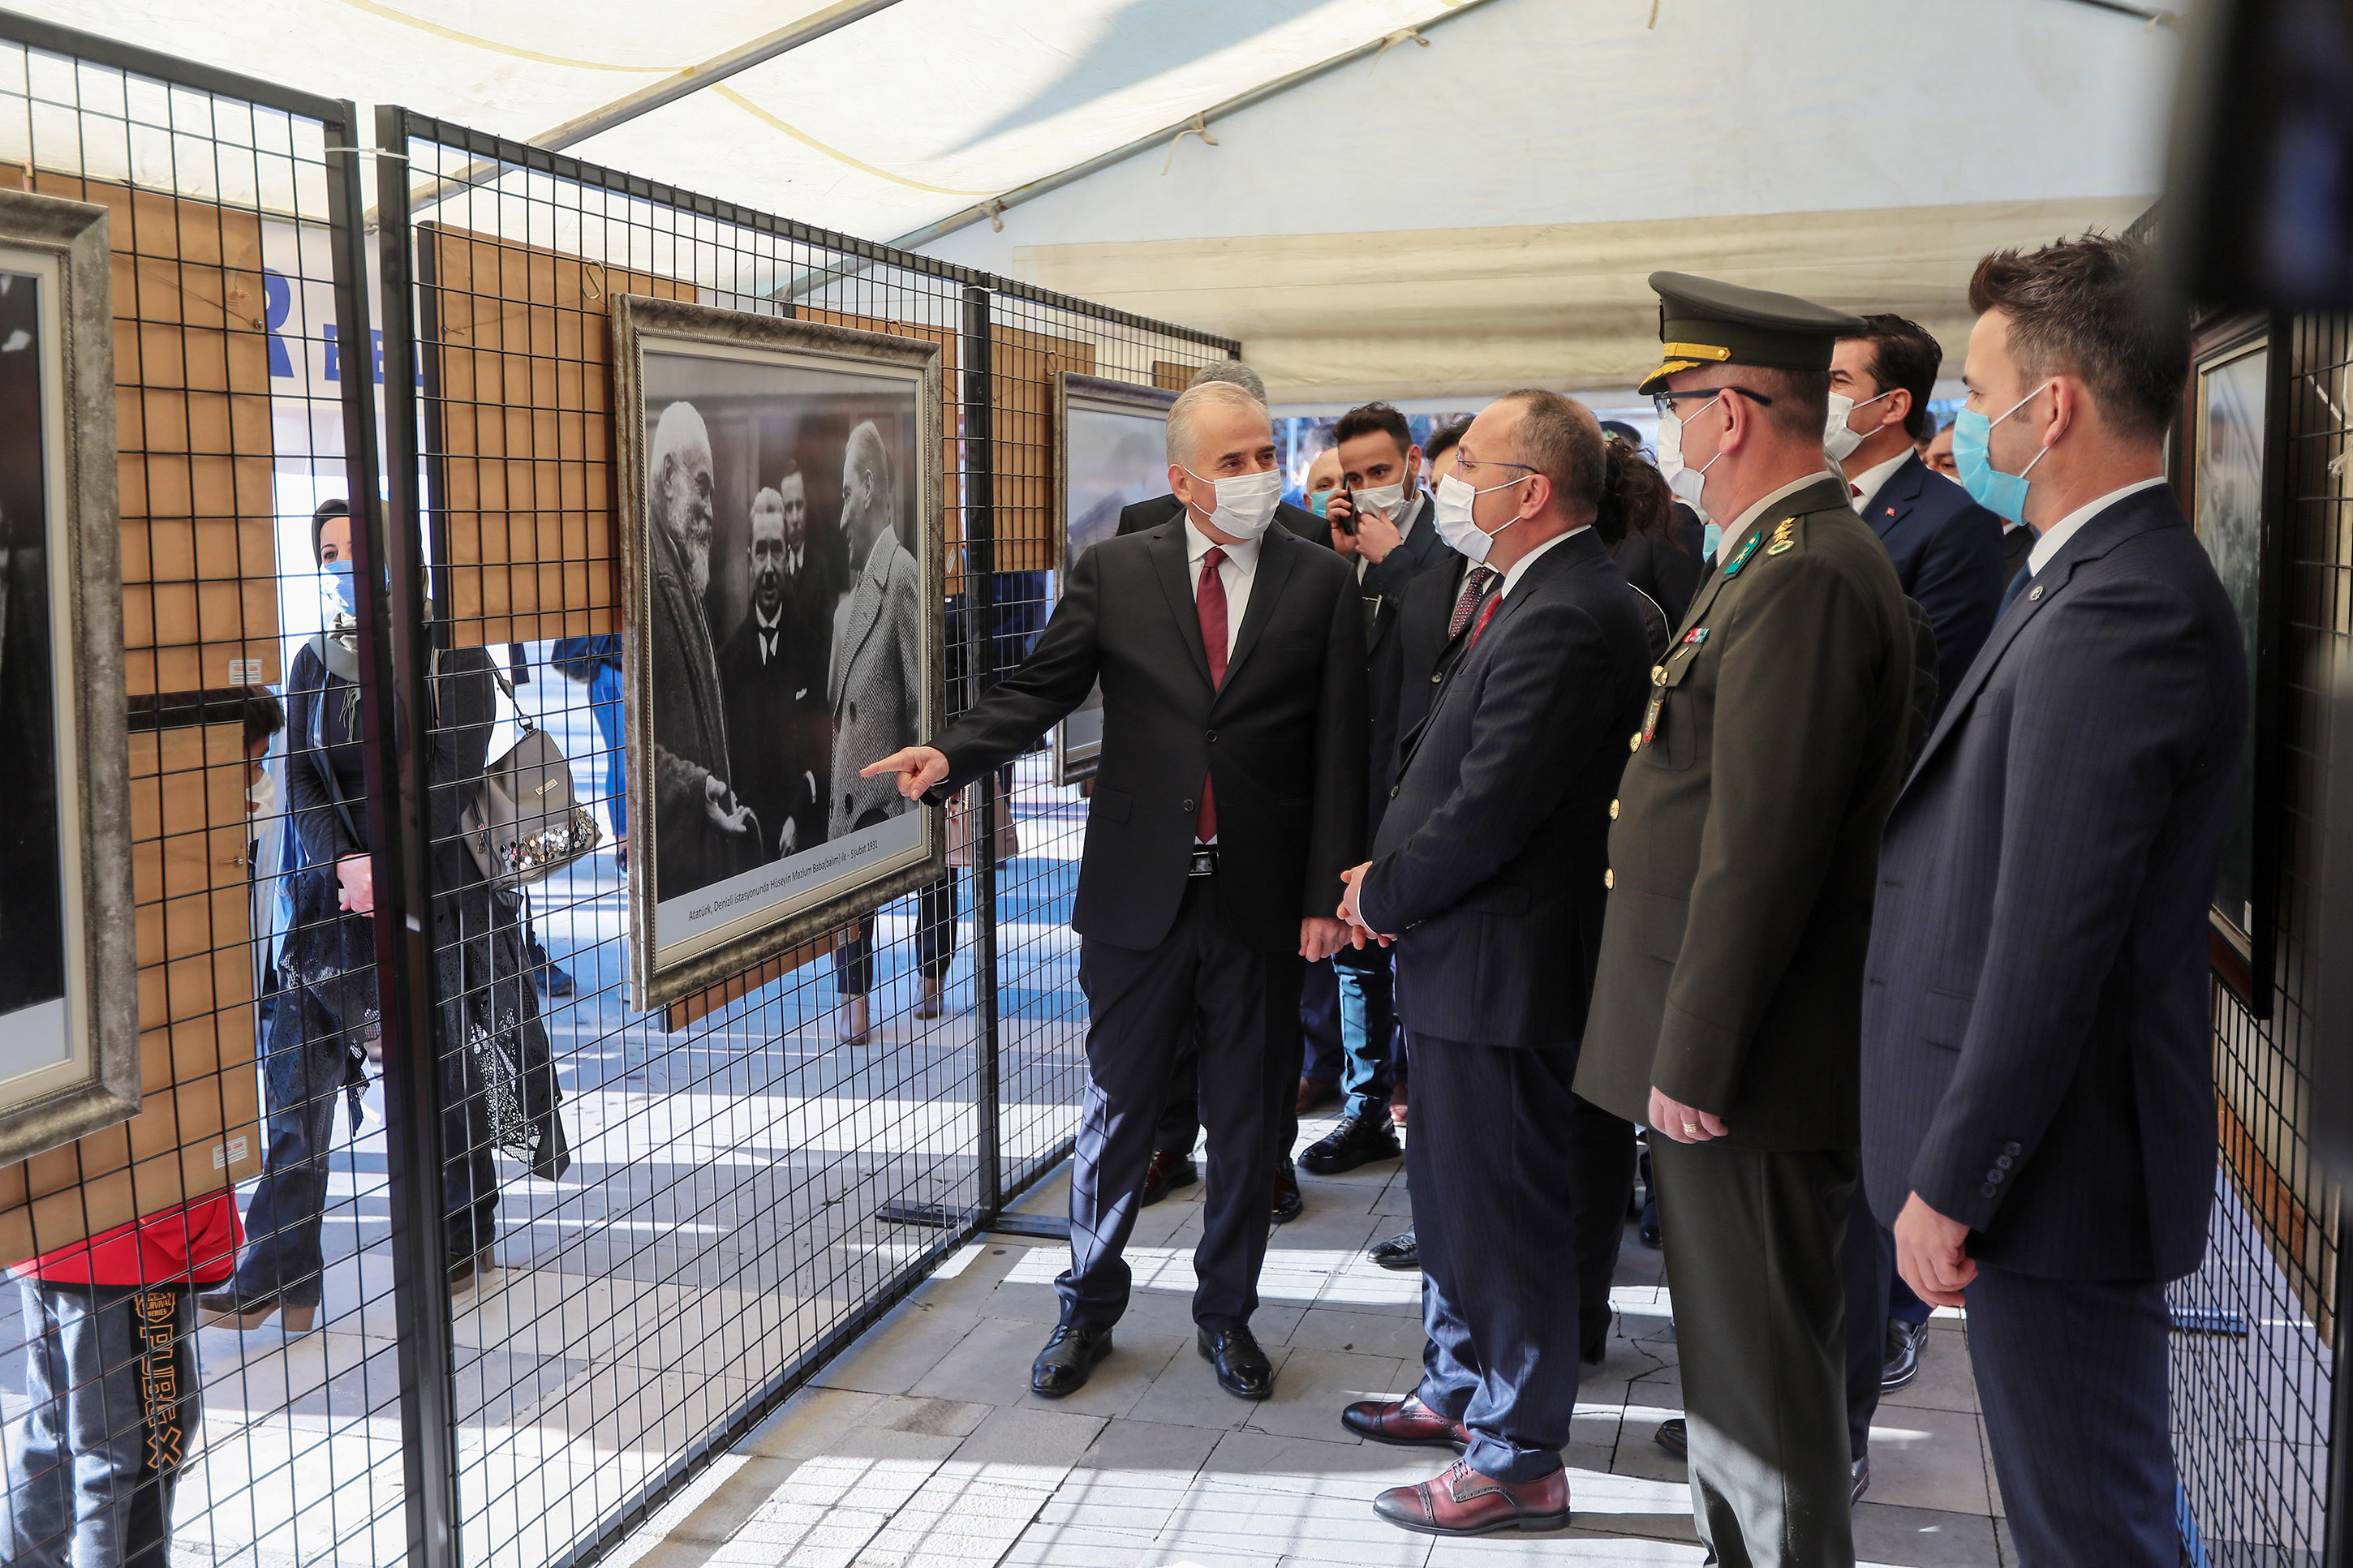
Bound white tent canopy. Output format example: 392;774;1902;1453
15;0;2179;398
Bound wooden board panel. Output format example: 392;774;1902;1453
0;170;280;694
424;225;696;647
662;934;838;1033
0;723;263;1263
1152;360;1197;393
991;326;1097;575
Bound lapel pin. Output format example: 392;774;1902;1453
2028;586;2044;601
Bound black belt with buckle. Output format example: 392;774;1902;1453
1188;846;1218;878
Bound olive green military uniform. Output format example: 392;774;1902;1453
1573;275;1918;1568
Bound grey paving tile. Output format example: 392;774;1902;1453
1071;1417;1224;1476
1126;1338;1297;1431
949;1403;1108;1476
1202;1428;1440;1493
1280;1306;1428;1360
1158;1471;1434;1566
1864;1403;1993;1515
1879;1325;1980;1416
1852;1499;2005;1566
1426;1527;1706;1564
1241;1347;1416;1441
905;1315;1064;1407
809;1303;982;1397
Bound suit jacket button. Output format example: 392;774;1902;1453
1389;785;1400;798
1206;730;1217;742
1996;1154;2013;1170
1987;1168;2004;1183
849;702;858;721
1181;799;1196;813
1609;798;1619;819
1604;869;1614;889
1980;1183;1998;1198
2004;1141;2022;1156
1430;672;1443;684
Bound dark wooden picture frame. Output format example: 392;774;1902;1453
2179;310;2286;1016
0;187;139;1162
1052;371;1176;784
613;295;948;1007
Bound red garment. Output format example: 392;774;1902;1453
11;1190;243;1287
1195;546;1228;843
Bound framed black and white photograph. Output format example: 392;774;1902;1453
1052;372;1176;784
614;295;947;1006
0;187;137;1164
2187;317;2284;1010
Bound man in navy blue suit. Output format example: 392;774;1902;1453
1823;311;2007;1476
1333;391;1654;1538
1861;233;2244;1564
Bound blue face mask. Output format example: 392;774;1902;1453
320;560;357;619
1951;383;2054;525
1701;521;1723;563
1308;489;1332;518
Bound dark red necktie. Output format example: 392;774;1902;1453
1466;591;1503;648
1196;547;1228;843
1447;565;1498;640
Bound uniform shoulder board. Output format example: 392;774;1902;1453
1765;516;1799;556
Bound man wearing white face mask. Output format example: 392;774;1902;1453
1828;315;2005;722
863;380;1366;1407
1579;273;1920;1565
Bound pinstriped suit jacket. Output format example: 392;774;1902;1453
1860;483;2244;1282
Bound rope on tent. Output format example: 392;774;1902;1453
1162;114;1220;176
1368;28;1430;69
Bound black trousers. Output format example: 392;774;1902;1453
1061;875;1300;1333
1650;1139;1856;1568
832;869;961;994
1409;1031;1584;1482
1568;1096;1637;1360
1967;1265;2178;1566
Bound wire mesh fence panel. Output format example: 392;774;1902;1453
0;19;408;1568
376;113;1236;1568
2169;307;2351;1568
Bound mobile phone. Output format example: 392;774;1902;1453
1333;488;1358;535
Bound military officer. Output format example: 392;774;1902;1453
1574;275;1919;1567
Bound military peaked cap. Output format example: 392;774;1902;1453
1639;273;1868;395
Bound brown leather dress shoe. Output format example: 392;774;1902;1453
1140;1149;1198;1206
1372;1458;1570;1537
1341;1396;1467;1451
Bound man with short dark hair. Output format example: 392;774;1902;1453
1577;273;1919;1563
1923;418;1960;481
1829;313;2005;715
1863;232;2243;1565
1297;401;1459;1179
719;481;816;863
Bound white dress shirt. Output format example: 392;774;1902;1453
753;602;782;663
1184;517;1261;659
1715;470;1836;567
2026;476;2169;577
1496;525;1590;600
1848;449;1912;513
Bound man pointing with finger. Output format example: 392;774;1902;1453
1575;275;1918;1566
863;379;1366;1407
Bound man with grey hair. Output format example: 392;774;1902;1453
647;400;758;902
1115;362;1328;549
863;378;1366;1407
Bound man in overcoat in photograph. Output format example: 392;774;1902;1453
1575;273;1918;1566
828;419;923;843
1335;390;1653;1537
646;400;759;900
1860;233;2245;1566
862;380;1366;1406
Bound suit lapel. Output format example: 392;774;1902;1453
1395;531;1598;773
1905;488;2182;779
1219;530;1298;693
1866;453;1928;541
829;537;887;711
1150;521;1216;692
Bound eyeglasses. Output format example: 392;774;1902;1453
1650;385;1775;421
1453;453;1538;478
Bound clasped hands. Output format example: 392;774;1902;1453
1336;862;1394;950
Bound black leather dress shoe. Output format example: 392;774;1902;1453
1271;1166;1303;1224
1141;1149;1198;1207
1030;1325;1112;1399
1654;1417;1686;1458
1198;1325;1274;1399
1852;1456;1870;1506
1368;1227;1418;1270
1880;1318;1929;1391
1298;1112;1402;1175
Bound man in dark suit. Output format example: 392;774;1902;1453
645;401;760;902
1296;401;1460;1178
1115;361;1331;1221
1822;311;2008;1471
1830;313;2006;718
776;467;837;856
1333;391;1652;1536
863;380;1365;1404
716;480;817;863
1862;234;2242;1566
1576;275;1919;1562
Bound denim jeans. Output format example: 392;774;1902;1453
4;1281;197;1568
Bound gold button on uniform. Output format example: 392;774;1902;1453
1609;798;1620;819
1651;665;1667;685
1629;732;1641;752
1604;869;1615;889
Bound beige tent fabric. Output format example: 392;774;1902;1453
991;195;2153;402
